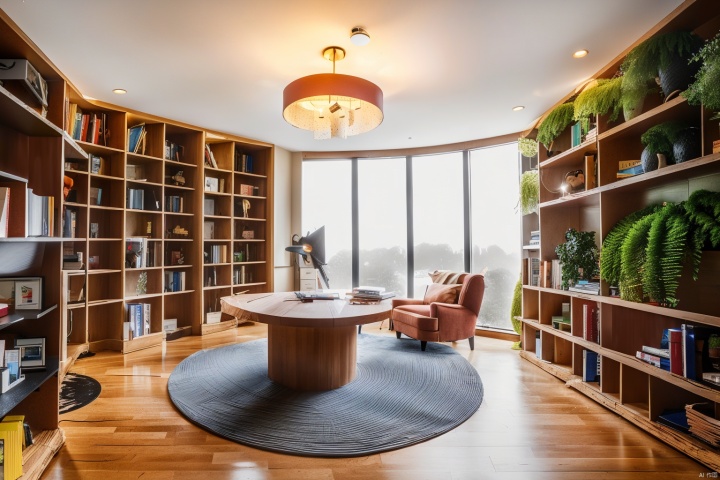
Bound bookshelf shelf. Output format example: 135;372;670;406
519;1;720;471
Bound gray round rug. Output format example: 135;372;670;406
168;333;483;457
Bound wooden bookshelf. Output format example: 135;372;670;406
519;0;720;471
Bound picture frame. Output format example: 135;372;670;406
0;277;43;311
16;337;45;370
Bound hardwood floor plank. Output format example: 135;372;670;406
40;322;707;479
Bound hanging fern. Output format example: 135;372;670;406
685;189;720;247
510;277;522;349
601;204;660;287
519;170;539;215
619;213;656;302
574;77;623;122
537;103;574;149
643;203;687;307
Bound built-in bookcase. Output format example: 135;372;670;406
518;0;720;470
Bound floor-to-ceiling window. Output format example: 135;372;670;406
470;144;520;330
358;157;408;297
301;160;352;288
412;152;465;298
301;142;519;330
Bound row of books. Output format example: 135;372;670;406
235;152;254;173
124;303;151;340
233;265;253;285
165;194;185;213
205;144;218;168
636;325;720;385
68;105;108;146
165;140;184;162
125;237;155;268
164;271;186;292
205;244;228;264
126;187;160;211
127;124;147;154
526;258;562;289
27;188;54;237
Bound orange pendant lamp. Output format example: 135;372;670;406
283;46;383;140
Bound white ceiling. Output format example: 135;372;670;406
1;0;683;153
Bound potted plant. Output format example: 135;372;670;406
537;102;574;152
518;137;539;158
574;76;623;123
519;169;539;215
708;335;720;371
640;122;682;171
684;32;720;112
555;228;599;290
622;30;703;100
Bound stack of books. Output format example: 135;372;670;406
568;281;600;295
686;403;720;447
528;230;540;246
346;286;395;304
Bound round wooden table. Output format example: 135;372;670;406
221;292;392;391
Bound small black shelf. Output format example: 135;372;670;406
0;356;59;418
0;304;58;331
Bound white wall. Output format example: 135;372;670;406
273;147;302;291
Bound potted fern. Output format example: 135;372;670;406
519;169;539;215
622;30;703;100
518;137;538;158
574;77;623;122
537;102;574;153
684;32;720;112
555;228;599;290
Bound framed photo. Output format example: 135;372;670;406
16;337;45;370
0;277;43;311
14;278;42;310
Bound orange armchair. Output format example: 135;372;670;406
391;273;485;351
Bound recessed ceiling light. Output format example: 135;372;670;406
113;88;127;94
573;49;589;58
350;27;371;46
512;106;525;111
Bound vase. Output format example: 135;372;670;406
658;50;701;101
673;126;702;163
641;147;658;172
623;96;645;121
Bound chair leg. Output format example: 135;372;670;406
468;336;475;351
358;325;362;334
396;331;401;339
421;341;427;351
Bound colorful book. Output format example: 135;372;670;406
682;324;696;380
583;350;600;382
668;328;683;375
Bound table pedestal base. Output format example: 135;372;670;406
268;324;356;391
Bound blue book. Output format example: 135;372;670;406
657;410;689;433
583;350;600;382
682;324;696;380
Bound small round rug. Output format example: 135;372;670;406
168;334;483;457
60;373;102;414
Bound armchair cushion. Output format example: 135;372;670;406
423;283;462;305
429;270;467;285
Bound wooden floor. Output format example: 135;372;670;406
43;322;708;479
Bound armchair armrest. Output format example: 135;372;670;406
392;298;424;309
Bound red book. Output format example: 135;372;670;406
668;328;683;375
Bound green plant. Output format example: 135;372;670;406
600;204;661;288
641;121;688;160
518;137;538;158
510;277;522;350
602;190;720;306
537;102;574;149
621;30;702;93
709;335;720;349
574;77;623;122
684;33;720;111
519;170;539;215
555;228;599;290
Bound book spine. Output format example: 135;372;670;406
682;324;696;380
636;351;661;367
668;328;683;375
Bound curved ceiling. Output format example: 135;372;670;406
1;0;683;152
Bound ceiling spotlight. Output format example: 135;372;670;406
512;105;525;111
112;88;127;94
573;49;589;58
350;27;371;46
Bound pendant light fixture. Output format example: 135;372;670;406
282;45;383;140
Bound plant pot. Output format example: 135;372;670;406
673;126;702;163
641;148;659;172
623;96;645;121
658;50;701;100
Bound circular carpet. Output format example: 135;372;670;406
168;334;483;457
60;373;102;414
